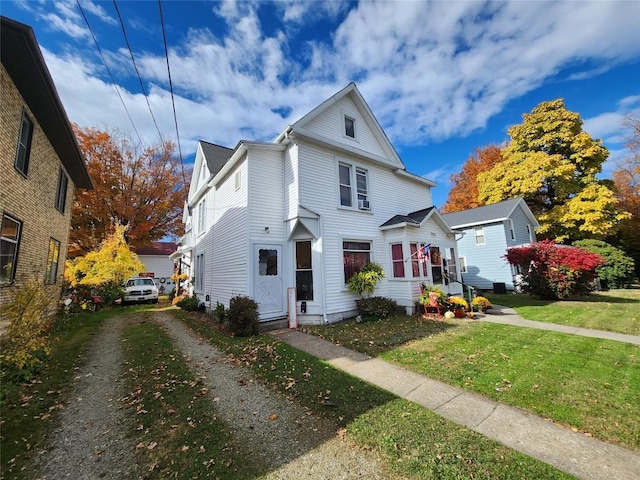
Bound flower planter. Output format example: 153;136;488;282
454;308;466;318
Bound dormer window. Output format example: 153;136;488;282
344;115;355;138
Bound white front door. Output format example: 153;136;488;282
253;244;284;319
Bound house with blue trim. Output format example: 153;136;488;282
441;198;539;292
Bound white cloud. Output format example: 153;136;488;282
34;0;640;167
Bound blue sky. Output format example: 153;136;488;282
3;0;639;207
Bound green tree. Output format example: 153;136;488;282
65;224;144;304
573;239;635;288
478;99;630;242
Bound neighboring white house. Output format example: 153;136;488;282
441;197;540;292
135;242;178;294
173;83;462;325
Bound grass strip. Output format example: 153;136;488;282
486;290;640;335
303;316;640;451
175;310;574;479
121;317;263;479
0;307;123;478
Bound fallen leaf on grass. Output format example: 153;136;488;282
147;442;158;450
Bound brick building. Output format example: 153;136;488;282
1;16;92;320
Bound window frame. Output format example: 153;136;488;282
1;214;22;285
55;168;69;213
46;237;61;284
459;256;468;274
474;226;485;245
15;110;34;176
338;161;370;211
295;240;313;301
509;219;515;240
195;253;205;292
410;242;430;278
197;199;206;235
344;115;356;139
342;239;372;284
390;243;405;278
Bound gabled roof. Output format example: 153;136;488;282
285;82;405;170
441;197;540;229
380;207;435;228
380;207;454;234
1;16;92;189
200;140;233;177
134;242;178;256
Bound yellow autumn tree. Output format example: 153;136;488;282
65;224;144;291
477;99;630;242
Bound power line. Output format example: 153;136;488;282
76;0;143;146
158;0;187;187
113;0;165;144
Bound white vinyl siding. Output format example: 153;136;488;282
304;96;387;159
209;158;249;307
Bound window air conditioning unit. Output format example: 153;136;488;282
358;199;370;210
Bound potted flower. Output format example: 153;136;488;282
446;296;469;318
471;296;492;312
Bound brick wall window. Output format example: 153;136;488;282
46;237;61;284
15;110;34;176
55;168;68;213
1;214;22;285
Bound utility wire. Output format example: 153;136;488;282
158;0;188;187
76;0;143;147
113;0;165;144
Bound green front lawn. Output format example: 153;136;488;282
303;315;640;452
486;289;640;335
177;310;573;479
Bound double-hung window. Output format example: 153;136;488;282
339;164;352;207
1;214;22;284
195;253;204;291
15;111;34;176
343;240;371;283
197;200;206;235
391;243;405;278
55;168;68;213
338;163;369;210
508;219;515;240
474;227;485;245
46;238;61;284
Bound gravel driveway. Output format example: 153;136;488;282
33;312;389;479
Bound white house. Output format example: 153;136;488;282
174;83;462;325
441;197;540;292
135;242;178;294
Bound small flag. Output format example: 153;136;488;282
417;244;431;260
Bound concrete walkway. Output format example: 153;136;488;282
268;317;640;480
482;304;640;345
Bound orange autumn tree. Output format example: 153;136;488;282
612;115;640;272
441;144;504;213
70;125;190;257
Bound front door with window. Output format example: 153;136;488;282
253;244;284;319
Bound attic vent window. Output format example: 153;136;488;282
344;115;355;138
